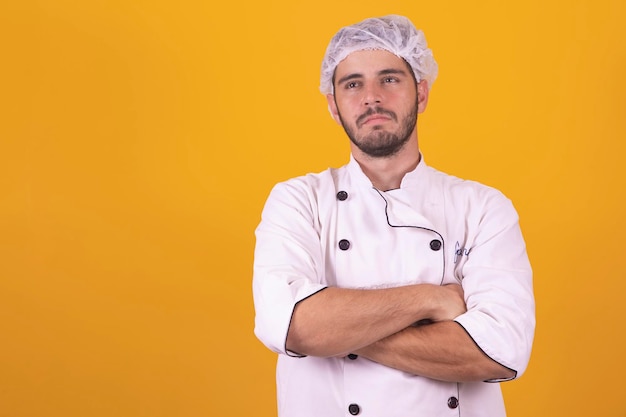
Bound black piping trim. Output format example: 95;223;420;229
283;286;329;358
455;382;461;417
453;320;518;382
373;188;447;285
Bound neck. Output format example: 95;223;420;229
352;139;420;190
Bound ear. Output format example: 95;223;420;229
417;79;429;114
326;93;343;125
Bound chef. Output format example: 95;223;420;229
253;15;535;417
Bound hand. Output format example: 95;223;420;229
429;284;466;322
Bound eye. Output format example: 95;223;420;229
383;76;399;84
345;81;360;89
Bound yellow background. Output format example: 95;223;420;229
1;0;625;416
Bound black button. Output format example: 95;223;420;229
447;396;459;409
430;239;442;251
348;403;360;415
347;354;358;360
337;191;348;201
339;239;350;250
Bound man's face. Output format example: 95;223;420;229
326;49;428;158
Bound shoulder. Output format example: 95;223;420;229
270;166;342;198
423;164;515;216
261;165;346;219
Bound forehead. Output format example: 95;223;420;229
334;49;410;78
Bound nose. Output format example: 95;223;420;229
363;82;382;106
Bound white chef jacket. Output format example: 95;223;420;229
253;155;535;417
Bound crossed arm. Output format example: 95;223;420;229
285;284;515;382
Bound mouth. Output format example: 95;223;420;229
357;108;396;128
362;115;391;125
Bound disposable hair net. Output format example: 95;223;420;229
319;15;438;95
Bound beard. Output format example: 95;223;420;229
337;102;418;158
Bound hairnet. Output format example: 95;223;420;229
319;15;438;95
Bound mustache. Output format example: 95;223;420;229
356;107;398;127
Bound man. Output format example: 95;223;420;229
253;15;535;417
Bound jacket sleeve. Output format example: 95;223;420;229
453;189;535;381
253;180;327;356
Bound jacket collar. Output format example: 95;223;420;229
346;153;429;190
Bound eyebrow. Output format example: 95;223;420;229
335;68;409;86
